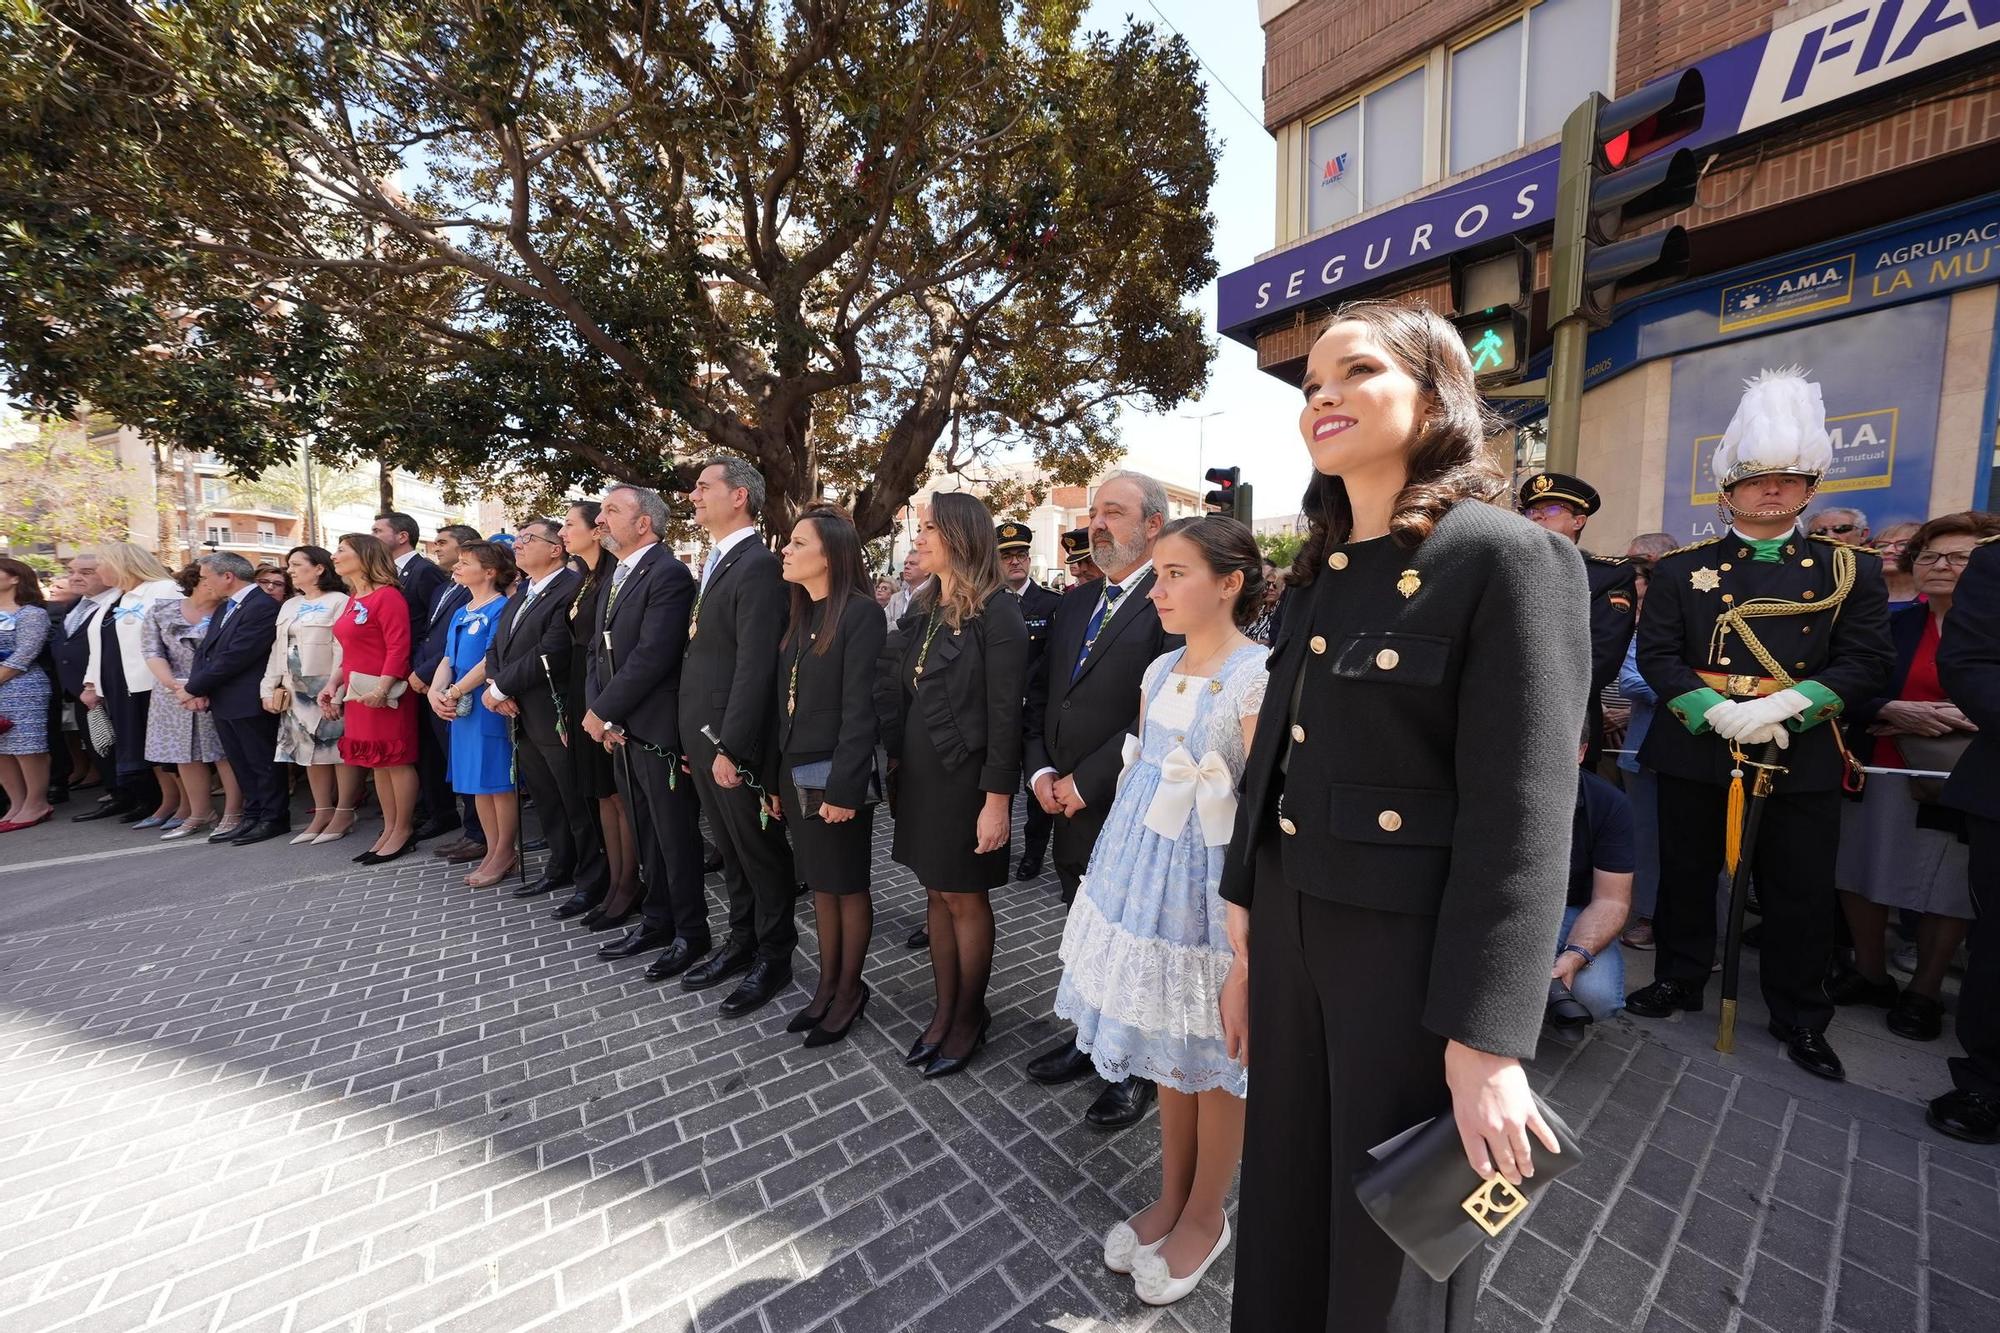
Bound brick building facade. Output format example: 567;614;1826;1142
1229;0;2000;545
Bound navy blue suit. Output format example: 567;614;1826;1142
186;589;284;825
1939;540;2000;1100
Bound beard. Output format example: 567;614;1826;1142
1092;528;1147;574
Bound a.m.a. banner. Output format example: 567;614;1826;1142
1661;300;1949;542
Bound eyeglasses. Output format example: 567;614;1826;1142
1524;504;1576;521
515;532;561;547
1810;523;1858;536
1913;552;1973;569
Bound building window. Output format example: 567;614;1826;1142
1449;0;1615;178
257;524;278;548
200;478;227;505
1306;65;1427;231
206;525;232;546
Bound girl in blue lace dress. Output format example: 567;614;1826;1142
1052;516;1266;1308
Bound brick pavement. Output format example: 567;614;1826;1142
0;822;1995;1333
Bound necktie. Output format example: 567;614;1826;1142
607;562;630;616
219;597;238;628
1071;583;1126;681
66;599;100;635
1743;535;1788;564
700;547;719;591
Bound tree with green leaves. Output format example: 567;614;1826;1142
0;0;1217;539
0;414;133;569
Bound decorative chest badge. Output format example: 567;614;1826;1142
1690;567;1722;593
1396;569;1421;599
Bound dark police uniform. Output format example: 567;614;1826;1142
1632;529;1893;1038
997;520;1061;875
1222;502;1590;1332
1936;535;2000;1140
1519;472;1636;758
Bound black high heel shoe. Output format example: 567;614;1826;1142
786;999;832;1035
357;837;417;866
903;1032;942;1067
804;985;869;1049
922;1013;992;1080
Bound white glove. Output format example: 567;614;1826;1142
1739;720;1791;750
1731;687;1812;733
1704;699;1753;740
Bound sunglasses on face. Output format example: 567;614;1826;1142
1811;523;1858;536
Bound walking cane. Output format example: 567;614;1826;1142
1716;739;1786;1054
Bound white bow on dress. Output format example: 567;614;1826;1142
1143;744;1236;847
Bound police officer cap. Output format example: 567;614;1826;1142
995;521;1032;553
1518;472;1600;516
1060;528;1092;563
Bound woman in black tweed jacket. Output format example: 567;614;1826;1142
1222;301;1591;1332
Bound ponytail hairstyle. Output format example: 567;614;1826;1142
1156;516;1265;626
1290;300;1507;589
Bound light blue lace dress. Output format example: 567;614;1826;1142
1053;642;1267;1096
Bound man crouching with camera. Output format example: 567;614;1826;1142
1551;737;1636;1031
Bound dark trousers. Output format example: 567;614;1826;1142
1653;773;1838;1031
614;742;707;946
1019;779;1053;863
517;725;608;897
421;709;484;841
1233;839;1471;1333
1954;815;2000;1099
1051;805;1109;905
216;712;285;825
687;736;797;965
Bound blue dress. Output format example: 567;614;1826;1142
1052;643;1267;1096
445;599;513;796
0;606;52;757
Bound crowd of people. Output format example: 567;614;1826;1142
4;298;1998;1329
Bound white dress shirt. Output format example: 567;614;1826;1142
485;569;566;705
700;524;757;592
1030;560;1153;790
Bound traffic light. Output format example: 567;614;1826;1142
1549;69;1705;329
1203;466;1253;524
1450;243;1532;385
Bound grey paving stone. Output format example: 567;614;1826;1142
1738;1252;1826;1331
1564;1239;1656;1326
1834;1259;1918;1332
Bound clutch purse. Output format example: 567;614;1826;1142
343;672;410;704
791;758;885;819
1354;1093;1582;1282
86;704;116;753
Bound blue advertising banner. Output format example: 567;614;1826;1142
1661;300;1949;542
1219;0;2000;342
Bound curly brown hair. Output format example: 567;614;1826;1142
1289;300;1507;588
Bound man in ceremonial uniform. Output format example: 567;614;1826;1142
997;520;1061;880
1520;471;1637;761
1060;527;1103;586
1626;370;1893;1081
1934;534;2000;1143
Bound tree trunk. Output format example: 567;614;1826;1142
377;461;394;513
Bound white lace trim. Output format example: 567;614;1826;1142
1055;887;1237;1042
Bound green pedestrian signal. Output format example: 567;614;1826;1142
1468;327;1506;374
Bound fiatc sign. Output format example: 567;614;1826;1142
1219;0;2000;341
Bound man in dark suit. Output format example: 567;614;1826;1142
485;518;605;902
583;485;709;978
182;552;288;844
56;555;118;813
1022;472;1181;1129
1625;371;1892;1082
1519;472;1637;763
374;511;456;841
998;520;1062;881
677;457;798;1018
1935;535;2000;1144
408;524;487;860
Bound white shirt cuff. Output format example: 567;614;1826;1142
1030;767;1058;788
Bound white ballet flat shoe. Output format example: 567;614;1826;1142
1103;1214;1166;1274
1132;1218;1231;1306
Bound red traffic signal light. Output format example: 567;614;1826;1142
1203;466;1239;513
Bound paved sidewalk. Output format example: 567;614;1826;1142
0;822;1994;1333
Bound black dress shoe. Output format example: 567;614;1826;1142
903;1036;941;1067
702;841;724;873
522;836;548;853
922;1015;992;1080
804;985;869;1049
1014;854;1044;881
1769;1022;1845;1081
512;876;571;899
904;925;930;950
1026;1041;1097;1085
1827;965;1900;1008
1086;1076;1157;1128
644;939;706;983
115;806;148;823
412;817;461;842
682;945;755;992
1625;978;1705;1018
229;820;290;847
719;959;790;1017
71;800;135;823
1927;1089;2000;1145
1886;991;1944;1041
599;925;672;959
589;908;635;933
551;893;594;920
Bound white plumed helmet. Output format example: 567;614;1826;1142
1711;367;1833;489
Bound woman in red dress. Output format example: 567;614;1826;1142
320;533;421;864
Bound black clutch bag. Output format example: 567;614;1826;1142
1353;1093;1582;1282
791;758;885;819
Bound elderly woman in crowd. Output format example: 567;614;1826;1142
1875;521;1923;610
264;545;357;844
137;563;242;839
82;542;184;827
0;558;56;832
1833;510;2000;1040
254;564;294;603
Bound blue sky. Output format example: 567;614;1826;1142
1083;0;1314;517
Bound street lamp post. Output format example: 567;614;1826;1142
1178;409;1225;502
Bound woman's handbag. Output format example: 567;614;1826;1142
86;704;116;754
1354;1093;1583;1282
343;672;409;705
791;757;885;819
1898;733;1973;804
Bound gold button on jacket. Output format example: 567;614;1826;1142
1375;648;1400;670
1309;635;1327;654
1290;723;1306;743
1278;817;1297;835
1377;810;1403;832
1328;551;1349;570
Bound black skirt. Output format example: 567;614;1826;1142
565;641;614;800
890;710;1006;893
779;752;875;896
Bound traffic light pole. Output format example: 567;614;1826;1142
1543;318;1588;475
